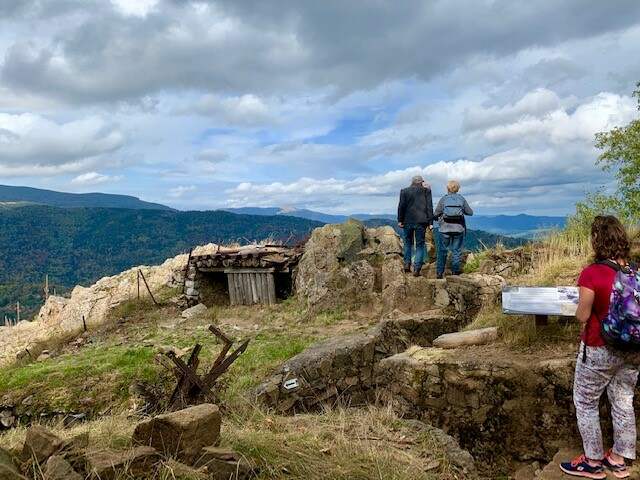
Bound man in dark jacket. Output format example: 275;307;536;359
397;175;434;276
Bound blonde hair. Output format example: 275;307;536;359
447;180;460;193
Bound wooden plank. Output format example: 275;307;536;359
242;273;251;305
267;273;277;305
258;273;268;304
250;273;259;304
227;274;237;306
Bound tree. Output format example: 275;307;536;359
594;81;640;219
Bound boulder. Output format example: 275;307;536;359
44;455;82;480
194;447;254;479
295;221;366;309
0;448;23;480
88;446;160;480
21;425;63;463
132;404;221;464
181;303;208;319
432;327;499;349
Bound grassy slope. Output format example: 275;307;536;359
0;300;466;480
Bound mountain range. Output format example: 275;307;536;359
223;207;566;238
0;184;172;210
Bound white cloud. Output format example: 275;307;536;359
190;94;275;126
480;92;636;145
0;113;125;165
110;0;158;17
71;172;121;186
168;185;197;198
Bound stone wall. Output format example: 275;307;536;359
374;347;577;464
255;311;461;413
434;274;506;318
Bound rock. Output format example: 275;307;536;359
87;446;160;480
432;327;499;349
364;226;402;255
44;455;82;480
132;404;221;464
0;409;16;429
194;447;254;479
0;447;23;480
21;395;34;407
21;425;63;463
181;303;208;319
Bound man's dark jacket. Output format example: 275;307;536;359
397;185;434;225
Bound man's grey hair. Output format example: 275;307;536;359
411;175;424;186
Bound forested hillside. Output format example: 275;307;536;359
0;205;321;321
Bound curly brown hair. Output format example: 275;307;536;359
591;215;630;262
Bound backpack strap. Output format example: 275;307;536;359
596;260;623;272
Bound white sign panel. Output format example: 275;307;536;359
502;286;579;316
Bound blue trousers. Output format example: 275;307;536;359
436;230;464;275
402;224;427;269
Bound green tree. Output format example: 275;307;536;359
594;81;640;219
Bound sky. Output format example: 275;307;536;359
0;1;639;215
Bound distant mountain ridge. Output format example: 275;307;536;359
223;207;566;237
0;184;172;210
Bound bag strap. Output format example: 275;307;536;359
596;259;636;274
596;259;622;271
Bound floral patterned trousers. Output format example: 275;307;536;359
574;342;639;460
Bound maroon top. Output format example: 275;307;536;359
577;263;617;346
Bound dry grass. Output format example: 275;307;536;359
2;405;466;480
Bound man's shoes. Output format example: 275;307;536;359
403;264;411;273
436;273;444;280
412;269;422;277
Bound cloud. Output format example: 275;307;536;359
71;171;121;186
168;185;196;198
3;1;640;104
478;92;636;145
188;94;275;126
0;113;125;171
0;113;124;171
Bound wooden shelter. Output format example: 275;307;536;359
184;245;303;306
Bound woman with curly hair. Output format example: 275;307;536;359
561;216;638;479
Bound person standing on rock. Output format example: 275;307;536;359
434;180;473;279
560;216;638;480
397;175;434;277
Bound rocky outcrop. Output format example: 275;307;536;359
295;220;371;310
0;244;223;368
478;247;533;278
433;274;506;318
